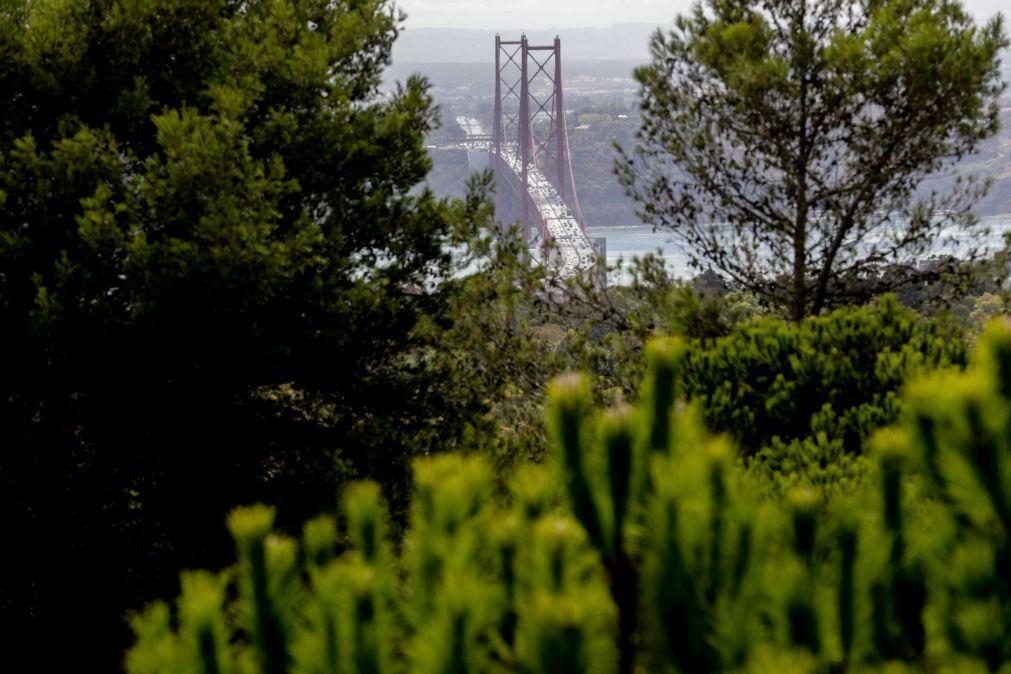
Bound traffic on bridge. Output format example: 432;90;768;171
458;116;597;278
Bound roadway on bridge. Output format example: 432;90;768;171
457;116;597;278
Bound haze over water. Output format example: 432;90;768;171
596;217;1011;282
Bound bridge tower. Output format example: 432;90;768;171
492;34;580;243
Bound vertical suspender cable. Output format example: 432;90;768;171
561;112;586;232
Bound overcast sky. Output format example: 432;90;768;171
400;0;1007;29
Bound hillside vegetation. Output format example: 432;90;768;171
1;0;1009;671
126;328;1011;674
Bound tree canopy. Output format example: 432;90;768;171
0;0;511;668
619;0;1008;319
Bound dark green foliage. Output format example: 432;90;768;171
0;1;538;668
127;325;1011;672
836;517;858;665
681;296;966;493
548;374;608;554
549;264;959;496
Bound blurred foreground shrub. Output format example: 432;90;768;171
127;325;1010;673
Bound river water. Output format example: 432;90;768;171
589;217;1011;283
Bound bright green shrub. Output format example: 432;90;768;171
127;325;1011;673
682;295;966;493
895;324;1011;670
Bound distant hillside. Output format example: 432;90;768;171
392;24;659;64
411;57;1011;219
384;59;642;104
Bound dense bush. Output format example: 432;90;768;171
682;296;966;494
547;255;767;404
126;325;1011;673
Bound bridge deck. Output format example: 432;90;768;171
457;117;596;278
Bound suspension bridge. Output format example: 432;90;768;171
454;35;601;279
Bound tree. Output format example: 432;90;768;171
618;0;1008;320
0;1;518;669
